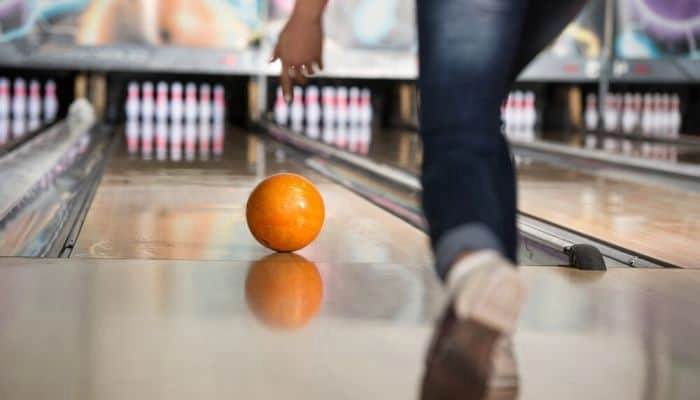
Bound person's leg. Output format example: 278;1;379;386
418;1;590;398
417;4;530;396
416;0;529;279
495;0;589;262
417;0;591;281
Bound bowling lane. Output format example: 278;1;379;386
364;129;421;174
72;125;431;267
546;131;700;166
516;160;700;268
300;126;700;267
2;258;700;399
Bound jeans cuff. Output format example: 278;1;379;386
434;223;505;281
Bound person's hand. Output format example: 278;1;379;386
271;14;324;101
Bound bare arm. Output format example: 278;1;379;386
290;0;328;21
272;0;329;100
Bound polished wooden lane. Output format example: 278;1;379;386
359;130;700;268
72;129;431;267
365;129;422;174
0;257;442;400
1;258;698;399
517;161;700;267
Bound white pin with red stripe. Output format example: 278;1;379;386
12;78;26;120
0;77;9;119
156;81;169;124
44;80;58;123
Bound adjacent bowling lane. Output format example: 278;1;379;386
2;257;699;399
72;126;432;268
329;127;700;267
516;159;700;268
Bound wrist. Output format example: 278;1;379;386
291;0;327;22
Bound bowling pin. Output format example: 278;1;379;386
621;93;634;134
660;93;671;137
641;93;653;136
651;93;662;136
613;94;622;132
199;120;212;155
603;94;616;132
631;93;642;134
359;124;371;154
0;78;9;118
348;124;360;153
43;80;58;123
670;94;681;138
290;86;304;131
322;86;336;128
622;139;632;155
336;123;348;148
291;120;303;133
644;143;655;160
585;133;597;149
213;84;225;122
126;119;139;155
307;123;320;140
274;86;289;126
156;147;167;162
360;88;372;126
348;87;361;125
28;117;40;131
503;92;514;133
511;91;524;129
603;137;616;153
305;85;321;128
523;91;536;130
199;83;211;123
125;81;140;121
28;79;41;122
322;122;335;145
155;81;169;124
170;121;183;161
654;93;664;136
584;93;598;132
213;119;225;157
669;144;678;162
185;82;198;124
336;86;348;126
11;116;25;138
155;121;168;161
170;82;184;123
184;120;197;160
12;78;26;119
142;120;154;160
141;81;155;123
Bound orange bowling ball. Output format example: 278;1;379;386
245;253;324;329
246;173;325;252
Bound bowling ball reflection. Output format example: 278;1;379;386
245;253;323;330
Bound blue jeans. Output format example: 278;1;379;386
416;0;588;279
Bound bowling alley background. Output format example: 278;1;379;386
1;0;700;151
616;0;700;59
0;0;262;50
0;0;696;61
